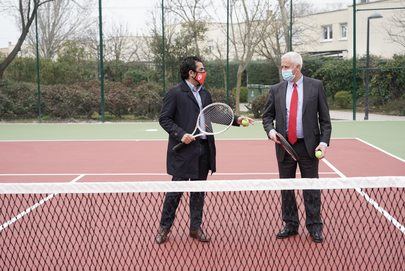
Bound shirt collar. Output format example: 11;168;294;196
288;75;304;86
288;75;303;87
185;79;201;92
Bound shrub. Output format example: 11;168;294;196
313;59;357;101
334;91;352;109
369;55;405;106
379;94;405;115
42;83;98;118
209;88;235;109
250;92;269;118
233;87;248;103
132;81;164;119
106;82;135;117
123;69;149;86
0;80;37;119
3;57;36;83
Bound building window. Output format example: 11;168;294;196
207;39;214;53
340;23;348;39
322;25;333;41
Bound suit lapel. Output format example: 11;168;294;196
280;81;288;124
302;76;311;114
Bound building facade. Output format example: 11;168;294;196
294;0;404;58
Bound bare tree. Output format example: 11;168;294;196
105;23;130;62
257;1;317;72
229;0;269;114
256;8;284;70
148;4;179;84
165;0;211;56
26;0;95;59
74;16;109;62
0;0;53;78
277;0;290;51
104;22;147;63
207;35;228;89
386;10;405;48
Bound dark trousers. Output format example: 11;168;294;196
278;139;322;233
159;141;210;231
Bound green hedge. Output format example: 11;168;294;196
313;58;359;100
2;54;405;119
0;80;37;119
247;61;280;85
0;80;164;120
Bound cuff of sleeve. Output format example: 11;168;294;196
172;130;186;142
320;142;328;147
269;129;276;138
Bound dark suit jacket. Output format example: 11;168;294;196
262;76;332;161
160;80;234;179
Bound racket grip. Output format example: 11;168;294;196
172;142;186;152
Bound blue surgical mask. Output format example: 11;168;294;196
282;69;295;81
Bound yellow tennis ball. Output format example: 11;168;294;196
315;150;323;159
241;119;249;127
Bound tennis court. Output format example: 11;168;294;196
0;122;404;270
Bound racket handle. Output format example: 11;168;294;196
173;142;186;152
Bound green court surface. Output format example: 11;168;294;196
0;121;404;159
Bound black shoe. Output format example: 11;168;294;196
190;228;210;242
310;231;323;243
155;227;170;244
276;226;298;239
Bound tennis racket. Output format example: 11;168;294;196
173;102;234;152
276;132;299;161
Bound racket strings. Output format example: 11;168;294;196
198;104;234;134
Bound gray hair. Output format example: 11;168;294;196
281;52;303;68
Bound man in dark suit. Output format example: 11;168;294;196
262;52;331;243
155;56;250;244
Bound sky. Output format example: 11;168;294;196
0;0;354;48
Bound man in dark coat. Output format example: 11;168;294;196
155;56;251;244
262;52;332;243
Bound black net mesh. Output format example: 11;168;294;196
0;181;404;270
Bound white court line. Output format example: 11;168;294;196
0;171;336;177
355;138;405;163
0;137;355;142
321;158;404;234
0;139;168;142
0;174;85;232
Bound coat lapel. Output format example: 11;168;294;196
181;81;200;109
199;87;208;107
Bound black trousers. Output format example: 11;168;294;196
159;140;210;231
277;138;322;233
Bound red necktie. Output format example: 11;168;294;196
288;83;298;144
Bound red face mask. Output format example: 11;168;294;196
194;71;207;86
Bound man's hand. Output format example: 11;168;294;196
237;116;254;126
315;143;327;159
269;130;280;144
181;134;195;144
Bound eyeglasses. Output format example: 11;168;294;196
194;67;206;72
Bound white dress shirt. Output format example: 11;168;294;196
286;75;304;139
186;80;206;139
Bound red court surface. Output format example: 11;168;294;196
1;138;404;183
0;138;404;270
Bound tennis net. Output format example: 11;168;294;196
1;176;404;270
